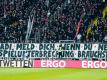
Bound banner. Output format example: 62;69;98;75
0;43;107;68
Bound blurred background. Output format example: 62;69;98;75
0;0;107;43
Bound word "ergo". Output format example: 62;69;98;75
41;60;66;68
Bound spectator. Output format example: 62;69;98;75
0;0;106;43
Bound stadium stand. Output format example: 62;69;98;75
0;0;107;43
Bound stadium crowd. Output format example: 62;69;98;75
0;0;107;43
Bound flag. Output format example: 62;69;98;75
25;12;35;42
87;18;98;36
74;18;82;39
25;16;31;42
28;15;34;39
76;18;82;33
